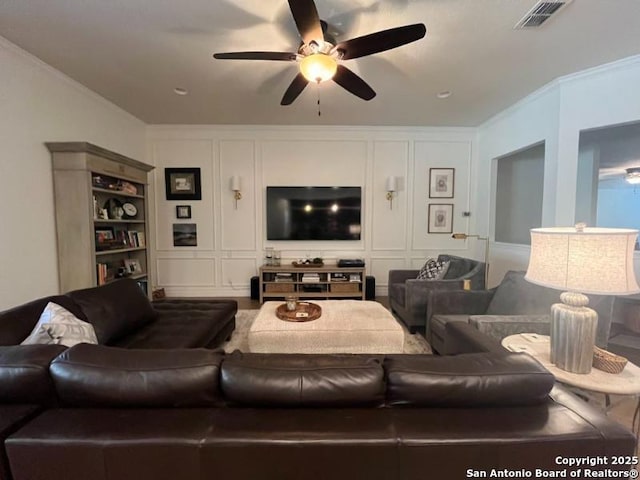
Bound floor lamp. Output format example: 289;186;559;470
525;226;640;374
451;233;490;288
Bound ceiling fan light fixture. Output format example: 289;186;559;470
300;53;337;83
625;167;640;184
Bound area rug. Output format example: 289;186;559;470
222;309;432;354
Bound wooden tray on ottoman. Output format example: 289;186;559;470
275;302;322;322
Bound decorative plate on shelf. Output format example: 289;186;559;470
122;202;138;219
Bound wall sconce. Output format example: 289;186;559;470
451;232;490;288
230;176;242;209
386;176;397;210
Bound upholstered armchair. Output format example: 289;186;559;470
426;270;615;355
388;254;486;333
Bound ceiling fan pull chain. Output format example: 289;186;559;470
316;81;321;117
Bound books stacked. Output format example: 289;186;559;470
127;231;146;248
302;273;321;283
275;273;293;282
96;263;115;286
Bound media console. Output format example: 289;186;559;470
259;264;366;303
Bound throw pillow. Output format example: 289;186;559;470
416;258;450;280
21;302;98;347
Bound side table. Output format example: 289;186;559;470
502;333;640;434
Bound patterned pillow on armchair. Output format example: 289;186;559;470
416;258;450;280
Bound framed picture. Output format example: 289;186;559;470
123;258;142;274
429;168;455;198
173;223;197;247
176;205;192;219
428;204;454;233
165;168;202;200
95;227;115;244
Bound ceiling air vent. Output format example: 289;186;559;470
514;0;572;29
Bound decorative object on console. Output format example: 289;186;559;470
428;203;453;233
429;168;455;198
292;258;324;267
230;176;242;209
452;232;490;288
165;167;202;200
385;176;397;210
525;225;640;374
176;205;191;219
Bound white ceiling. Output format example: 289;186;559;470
1;0;640;126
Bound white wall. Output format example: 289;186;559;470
0;37;146;309
147;127;477;297
494;143;545;245
478;55;640;286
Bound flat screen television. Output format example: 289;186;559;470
266;186;362;241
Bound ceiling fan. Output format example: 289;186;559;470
213;0;426;106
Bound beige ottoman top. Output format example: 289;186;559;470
248;300;405;354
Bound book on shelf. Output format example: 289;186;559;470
302;273;321;283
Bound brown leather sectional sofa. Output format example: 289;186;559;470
0;278;237;350
0;282;636;479
1;342;636;480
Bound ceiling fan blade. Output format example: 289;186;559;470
335;23;426;60
281;73;309;105
332;65;376;101
213;51;297;61
287;0;324;46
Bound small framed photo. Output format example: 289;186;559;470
428;204;453;234
176;205;192;219
165;168;202;200
429;168;455;198
95;227;115;244
123;258;142;274
173;223;197;247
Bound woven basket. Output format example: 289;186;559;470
592;346;627;374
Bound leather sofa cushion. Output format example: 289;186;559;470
113;299;236;349
221;353;385;407
0;295;85;345
384;352;554;407
0;345;67;404
67;278;157;344
50;344;223;407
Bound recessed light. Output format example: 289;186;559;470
174;87;188;96
437;90;451;99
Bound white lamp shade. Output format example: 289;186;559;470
230;176;241;191
526;227;640;295
386;176;397;192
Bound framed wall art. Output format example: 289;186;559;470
176;205;192;219
429;168;455;198
428;204;453;234
165;168;202;200
173;223;197;247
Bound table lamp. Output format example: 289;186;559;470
525;225;640;374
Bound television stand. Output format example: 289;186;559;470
259;264;366;303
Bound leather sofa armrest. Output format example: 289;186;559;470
426;289;495;320
388;270;420;285
549;385;637;455
469;314;550;341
